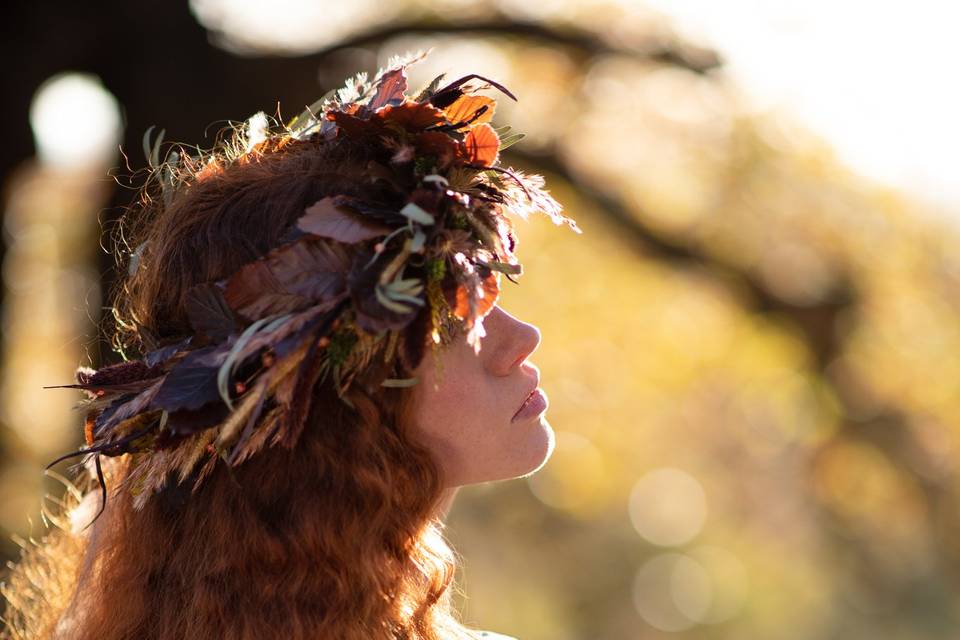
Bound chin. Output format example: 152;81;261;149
514;416;555;479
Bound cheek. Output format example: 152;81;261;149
412;374;491;449
409;374;500;484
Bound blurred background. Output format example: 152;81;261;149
2;1;959;638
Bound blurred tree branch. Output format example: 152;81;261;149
308;16;722;75
508;148;856;368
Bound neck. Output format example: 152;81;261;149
432;487;459;521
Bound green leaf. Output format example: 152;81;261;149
142;125;166;167
477;258;523;276
381;377;420;387
217;315;285;410
498;132;526;152
375;285;414;313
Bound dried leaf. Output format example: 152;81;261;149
95;380;164;437
335;197;408;226
368;67;408;111
185;282;238;342
381;377;419;387
152;343;233;414
375;101;446;131
452;264;499;322
349;246;421;333
299;197;391;243
224;237;351;321
273;336;326;448
464;124;500;167
215;378;269;449
443;95;496;127
227;406;283;466
176;429;217;484
145;337;193;367
326;110;382;137
218;315;284;409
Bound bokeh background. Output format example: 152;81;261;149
2;2;959;639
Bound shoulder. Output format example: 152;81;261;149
475;632;519;640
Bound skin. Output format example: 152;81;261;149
409;304;554;513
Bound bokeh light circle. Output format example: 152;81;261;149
629;467;708;546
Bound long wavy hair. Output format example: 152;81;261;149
1;121;479;639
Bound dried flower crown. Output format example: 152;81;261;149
46;50;580;514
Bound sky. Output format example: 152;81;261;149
644;0;960;215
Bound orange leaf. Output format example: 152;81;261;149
452;271;500;321
84;413;96;446
375;101;446;131
443;95;495;127
463;123;500;167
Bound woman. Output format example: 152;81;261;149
1;51;579;640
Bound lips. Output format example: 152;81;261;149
512;371;542;420
512;387;548;422
514;388;537;416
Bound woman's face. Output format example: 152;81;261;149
408;304;554;488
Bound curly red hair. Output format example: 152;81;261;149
2;126;480;639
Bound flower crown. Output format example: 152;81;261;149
46;50;580;514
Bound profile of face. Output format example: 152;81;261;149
408;305;554;488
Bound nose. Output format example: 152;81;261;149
484;306;541;375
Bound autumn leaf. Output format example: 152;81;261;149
368;67;408;111
145;337;193;367
464;123;500;167
452;269;500;321
443;95;496;128
151;343;234;414
224;237;351;321
298;197;391;244
326;111;383;138
375;101;446;131
185;282;238;342
95;379;164;436
333;197;408;226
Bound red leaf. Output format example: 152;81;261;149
298;197;391;244
95;379;164;436
151;344;231;414
326;111;382;137
375;101;446;131
452;270;499;321
224;237;351;321
368;67;408;111
463;123;500;167
184;282;238;342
